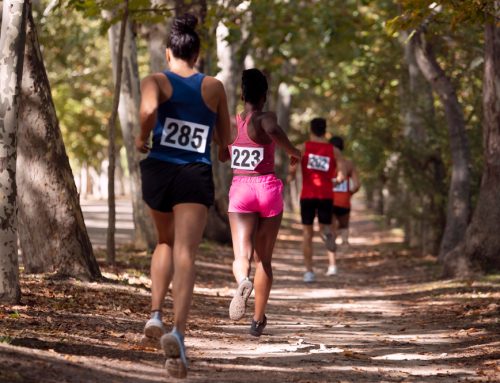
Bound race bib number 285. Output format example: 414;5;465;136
160;117;209;153
307;153;330;172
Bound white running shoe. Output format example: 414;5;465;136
144;317;166;340
303;271;316;283
326;265;337;276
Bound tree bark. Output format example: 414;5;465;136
107;17;156;250
142;0;171;73
204;19;248;243
16;5;100;280
106;3;128;264
275;81;296;212
446;3;500;276
400;31;443;254
0;0;27;303
412;31;471;261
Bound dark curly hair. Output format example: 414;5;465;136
241;69;268;106
167;13;200;61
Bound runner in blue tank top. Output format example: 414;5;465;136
135;13;230;379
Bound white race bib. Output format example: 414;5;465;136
160;117;209;153
307;153;330;172
334;180;349;192
231;146;264;170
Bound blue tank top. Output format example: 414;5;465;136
148;71;217;165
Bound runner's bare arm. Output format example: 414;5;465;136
287;143;304;183
350;162;361;193
334;147;347;183
136;75;160;153
261;112;301;165
213;81;231;162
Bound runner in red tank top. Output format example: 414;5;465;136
288;118;346;283
330;136;361;246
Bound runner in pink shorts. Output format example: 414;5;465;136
227;69;301;337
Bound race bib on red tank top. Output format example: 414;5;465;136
160;117;209;153
231;146;264;170
307;153;330;172
334;179;349;192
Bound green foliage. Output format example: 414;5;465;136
34;0;486;249
0;336;13;344
387;0;495;34
36;2;114;168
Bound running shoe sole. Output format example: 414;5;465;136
161;333;187;379
144;323;165;340
229;279;253;321
142;319;165;349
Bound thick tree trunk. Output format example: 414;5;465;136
0;0;27;303
446;4;500;276
401;31;443;254
106;3;128;264
16;6;100;280
108;18;156;250
413;31;471;261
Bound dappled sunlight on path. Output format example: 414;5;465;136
0;199;498;382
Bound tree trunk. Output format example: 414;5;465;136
275;81;296;212
413;31;471;261
107;17;156;250
0;0;27;303
446;3;500;276
204;19;248;242
16;6;100;280
143;0;170;73
106;3;128;264
400;31;441;254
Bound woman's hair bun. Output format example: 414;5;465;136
171;13;198;34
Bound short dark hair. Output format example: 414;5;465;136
167;13;200;61
310;118;326;137
241;69;268;105
330;135;344;151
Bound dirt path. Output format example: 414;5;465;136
1;200;498;382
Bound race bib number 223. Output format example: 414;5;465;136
231;146;264;170
160;117;209;153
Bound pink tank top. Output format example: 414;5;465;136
230;113;275;175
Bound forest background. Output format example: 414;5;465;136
0;0;498;304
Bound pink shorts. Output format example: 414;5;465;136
228;174;284;217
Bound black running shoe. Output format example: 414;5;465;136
249;315;267;337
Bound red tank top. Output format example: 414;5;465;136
229;113;275;175
333;176;351;208
300;141;336;199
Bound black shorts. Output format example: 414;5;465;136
300;198;333;225
140;157;214;212
332;205;350;217
332;205;351;229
